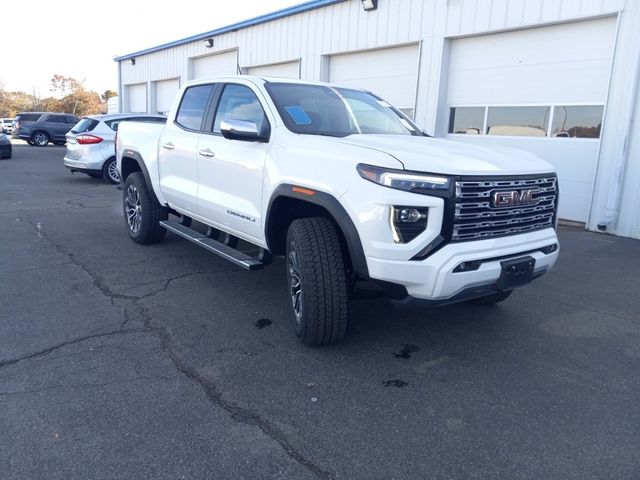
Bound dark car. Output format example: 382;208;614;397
0;133;12;159
14;112;79;146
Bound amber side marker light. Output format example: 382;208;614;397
292;186;316;196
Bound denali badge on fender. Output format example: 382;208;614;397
491;188;540;208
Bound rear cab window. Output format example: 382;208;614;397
175;84;215;131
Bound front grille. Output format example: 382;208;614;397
452;174;558;241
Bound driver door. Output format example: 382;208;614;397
196;83;271;241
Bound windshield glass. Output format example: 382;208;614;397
265;83;420;137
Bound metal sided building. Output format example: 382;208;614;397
114;0;640;239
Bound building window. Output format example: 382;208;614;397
551;105;603;138
175;84;214;131
448;104;604;139
487;106;550;137
449;107;485;135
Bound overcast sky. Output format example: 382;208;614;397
2;0;303;96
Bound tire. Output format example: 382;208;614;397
26;140;35;146
470;290;513;305
286;217;349;345
31;131;49;146
102;157;120;185
123;172;167;244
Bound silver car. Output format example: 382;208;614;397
64;114;166;184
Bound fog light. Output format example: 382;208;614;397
390;206;428;243
398;208;423;223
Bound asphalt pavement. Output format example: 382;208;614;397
1;142;639;480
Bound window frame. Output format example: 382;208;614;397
447;102;605;140
203;82;272;140
174;83;217;133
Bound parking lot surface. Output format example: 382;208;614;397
1;143;639;479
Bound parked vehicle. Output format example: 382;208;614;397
116;76;560;345
0;133;11;159
14;112;78;146
12;113;41;140
64;114;166;184
1;118;14;134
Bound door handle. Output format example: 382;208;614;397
162;142;175;150
199;149;215;157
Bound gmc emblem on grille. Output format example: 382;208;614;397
491;188;540;208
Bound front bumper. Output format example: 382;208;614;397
366;227;559;301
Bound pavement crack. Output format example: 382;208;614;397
0;328;153;368
156;326;336;480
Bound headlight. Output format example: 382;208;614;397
357;164;451;193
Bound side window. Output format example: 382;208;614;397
66;116;78;124
48;116;67;124
176;84;214;131
213;84;267;134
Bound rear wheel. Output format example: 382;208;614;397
286;217;349;345
123;172;167;244
470;290;513;305
102;157;120;184
31;131;49;146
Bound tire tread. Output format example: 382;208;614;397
288;217;349;345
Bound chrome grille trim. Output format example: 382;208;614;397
453;175;558;241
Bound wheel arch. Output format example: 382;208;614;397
120;152;162;205
265;184;369;279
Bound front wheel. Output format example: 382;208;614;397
102;157;120;184
123;172;167;244
31;131;49;146
286;217;349;345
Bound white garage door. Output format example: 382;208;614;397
446;17;616;222
155;78;180;115
246;60;300;78
127;83;147;113
193;50;238;79
329;44;420;118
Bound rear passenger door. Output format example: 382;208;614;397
157;83;215;214
47;115;73;142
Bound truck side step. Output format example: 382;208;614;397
159;220;264;271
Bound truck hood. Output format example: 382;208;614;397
334;134;555;176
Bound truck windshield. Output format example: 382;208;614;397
265;83;421;138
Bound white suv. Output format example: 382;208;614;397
1;118;14;134
64;114;165;184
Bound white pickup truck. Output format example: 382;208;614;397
116;76;559;345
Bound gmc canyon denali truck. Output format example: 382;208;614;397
116;76;559;345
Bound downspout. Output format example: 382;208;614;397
117;59;123;113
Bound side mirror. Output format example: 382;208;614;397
220;119;268;142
